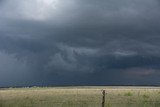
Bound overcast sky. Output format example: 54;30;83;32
0;0;160;87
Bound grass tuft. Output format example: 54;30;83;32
124;92;133;96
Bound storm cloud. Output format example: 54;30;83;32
0;0;160;87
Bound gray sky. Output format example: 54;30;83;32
0;0;160;87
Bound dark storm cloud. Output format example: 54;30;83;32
0;0;160;86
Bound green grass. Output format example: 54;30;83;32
0;86;160;107
124;92;133;96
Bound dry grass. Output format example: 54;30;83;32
0;86;160;107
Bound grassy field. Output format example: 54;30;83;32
0;86;160;107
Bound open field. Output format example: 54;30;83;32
0;86;160;107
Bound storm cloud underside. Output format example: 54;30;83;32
0;0;160;86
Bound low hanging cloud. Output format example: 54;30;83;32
0;0;160;86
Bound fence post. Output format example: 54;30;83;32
102;90;106;107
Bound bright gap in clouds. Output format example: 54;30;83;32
30;0;59;20
10;0;60;21
41;0;57;6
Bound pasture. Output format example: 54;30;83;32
0;86;160;107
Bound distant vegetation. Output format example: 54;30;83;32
0;86;160;107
